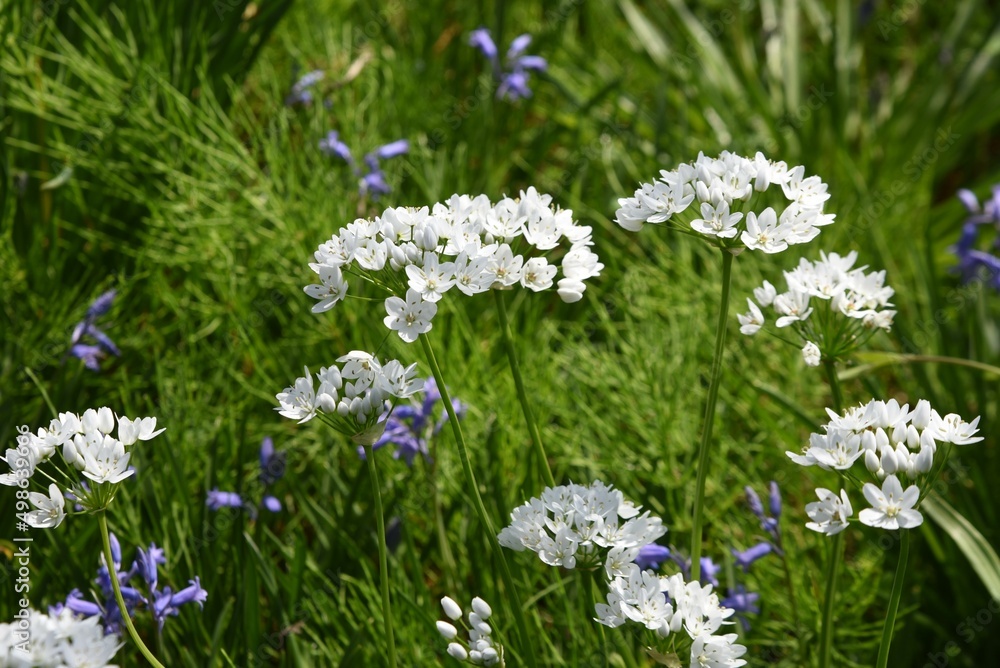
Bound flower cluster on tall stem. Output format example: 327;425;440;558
738;250;895;365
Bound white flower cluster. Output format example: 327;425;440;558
614;151;834;253
275;351;423;444
497;481;666;573
738;251;896;365
789;399;983;535
0;608;121;667
437;596;504;667
595;564;747;667
306;188;604;341
0;408;165;526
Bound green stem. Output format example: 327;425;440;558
818;531;843;668
818;358;845;668
690;250;734;582
363;444;397;668
823;359;845;413
586;571;610;668
98;512;166;668
875;531;910;668
493;290;556;488
419;336;539;668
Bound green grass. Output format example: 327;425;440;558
2;0;999;665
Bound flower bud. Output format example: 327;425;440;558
881;446;898;475
861;430;876;452
864;449;881;473
906;424;920;449
891;424;906;446
875;428;889;450
436;621;458;639
768;481;782;519
914;447;934;473
911;400;931;429
441;596;462;620
471;597;492;620
96;407;115;434
447;643;468;660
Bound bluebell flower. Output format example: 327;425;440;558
732;542;773;572
745;482;781;541
951;184;1000;289
721;586;761;631
320;134;409;200
634;543;671;570
207;436;285;515
359;376;463;465
666;551;721;587
469;28;548;101
68;290;119;371
286;69;324;106
61;532;204;635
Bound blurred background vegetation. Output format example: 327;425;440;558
1;0;998;665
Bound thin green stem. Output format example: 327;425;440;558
493;290;556;488
876;531;910;668
818;358;845;668
586;571;610;668
818;531;843;668
23;367;58;418
98;512;166;668
363;445;397;668
823;359;845;413
420;336;539;668
690;250;734;582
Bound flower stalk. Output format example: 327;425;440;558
362;443;397;668
876;530;910;668
420;335;539;668
493;290;556;488
98;512;166;668
690;249;734;582
818;357;844;668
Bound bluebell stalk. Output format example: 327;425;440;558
285;68;324;106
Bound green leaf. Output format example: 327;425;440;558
923;496;1000;601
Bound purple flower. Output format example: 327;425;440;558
361;169;392;198
744;485;765;519
721;586;761;631
359;376;461;466
172;577;208;608
634;543;671;571
746;482;781;540
319;131;355;163
286;69;324;106
259;436;286;486
951;184;1000;289
768;481;782;518
206;489;244;511
372;140;409;160
732;542;774;572
469;28;498;63
68;290;119;371
469;28;547;102
262;495;282;513
65;589;102;617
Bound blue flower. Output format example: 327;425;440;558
951;184;1000;289
359;376;462;466
634;543;671;571
286;69;324;106
68;290;119;371
745;482;781;541
732;542;773;572
207;436;285;515
320;134;409;199
469;28;548;102
721;586;761;631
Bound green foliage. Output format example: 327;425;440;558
1;0;998;666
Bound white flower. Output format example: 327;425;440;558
441;597;463;621
805;488;853;535
741;208;790;253
453;253;493;295
690;634;748;668
520;257;557;291
737;299;764;335
802;341;821;366
753;280;777;306
486;244;524;287
384;289;438;342
80;435;133;484
117;416;165;446
0;609;120;667
773;290;813;327
304;264;349;313
499;481;666;572
556;278;587;303
275;367;318;423
405;253;456;302
24;483;65;529
859;475;923;530
930;412;983;445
